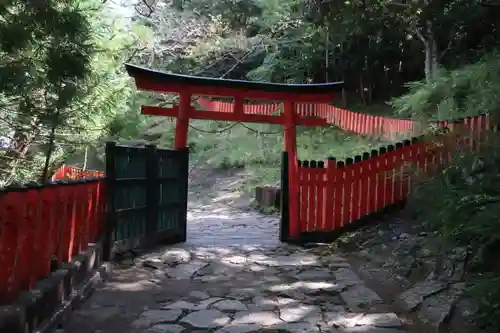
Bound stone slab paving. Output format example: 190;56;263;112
62;236;409;333
60;170;409;333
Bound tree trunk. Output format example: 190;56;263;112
359;75;366;104
41;110;60;183
421;20;439;84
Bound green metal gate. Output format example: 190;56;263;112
104;142;188;258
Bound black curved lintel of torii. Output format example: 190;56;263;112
125;64;344;95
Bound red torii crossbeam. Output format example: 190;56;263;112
125;64;344;240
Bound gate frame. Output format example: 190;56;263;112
103;142;189;260
125;64;343;242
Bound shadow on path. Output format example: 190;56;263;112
60;168;409;333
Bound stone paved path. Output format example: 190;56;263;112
62;169;409;333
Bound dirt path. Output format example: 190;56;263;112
59;168;409;333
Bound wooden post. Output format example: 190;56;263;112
283;100;299;239
174;93;191;149
279;152;289;242
103;142;116;261
234;96;244;117
146;144;158;238
324;157;336;231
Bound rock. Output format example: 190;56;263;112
417;286;463;331
142;259;165;270
180;309;231;328
357;313;403;328
247;264;267;272
132;309;183;328
146;324;184;333
221;255;247;265
197;297;223;310
190;291;210;300
230;288;261;300
297;281;343;294
75;306;121;321
334;268;364;286
441;247;467;281
337;327;407;333
324;311;364;328
396;281;447;311
357;267;411;292
249;296;278;311
341;285;383;309
276;289;311;301
279;304;322;323
164;260;207;279
328;262;352;269
262;275;281;283
213;299;248;311
196;261;244;277
160;248;192;265
296;269;334;280
455;298;479;320
324;254;348;263
232;311;282;326
322;304;347;312
213;323;263;333
271;321;322;332
162;300;198;310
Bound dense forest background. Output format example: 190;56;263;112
1;0;499;185
2;1;500;330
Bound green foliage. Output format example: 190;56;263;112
141;118;382;191
406;134;500;329
391;51;500;121
0;0;138;185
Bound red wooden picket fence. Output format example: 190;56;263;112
196;97;417;138
197;98;280;115
197;97;491;140
0;179;106;304
52;164;104;181
294;114;495;235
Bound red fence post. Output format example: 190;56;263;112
350;156;360;221
334;161;345;229
342;158;354;227
317;161;326;231
400;140;413;199
284;100;300;239
0;190;22;303
306;161;315;232
87;181;97;244
58;184;75;263
298;160;305;233
385;145;397;206
367;150;378;215
39;185;57;279
376;147;387;211
359;152;370;218
324;158;336;232
393;142;404;203
315;161;325;231
13;186;38;292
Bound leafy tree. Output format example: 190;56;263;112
0;0;136;185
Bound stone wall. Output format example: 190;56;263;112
0;240;111;333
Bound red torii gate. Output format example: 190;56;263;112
125;64;344;240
